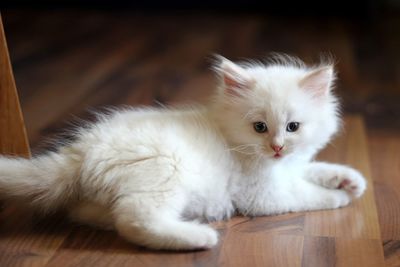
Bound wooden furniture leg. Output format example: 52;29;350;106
0;14;30;157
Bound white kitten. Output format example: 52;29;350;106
0;55;366;250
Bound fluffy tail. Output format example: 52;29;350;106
0;151;80;212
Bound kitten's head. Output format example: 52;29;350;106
211;54;340;160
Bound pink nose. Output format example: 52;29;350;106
270;144;283;153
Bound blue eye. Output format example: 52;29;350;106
253;122;268;133
286;122;300;132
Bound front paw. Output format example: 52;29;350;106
330;167;367;198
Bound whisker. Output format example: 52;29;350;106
229;149;259;155
226;144;260;151
226;144;263;156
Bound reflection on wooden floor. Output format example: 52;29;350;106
1;10;399;266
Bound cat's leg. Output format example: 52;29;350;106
112;194;218;250
244;171;364;216
304;162;367;198
87;152;218;250
287;180;352;212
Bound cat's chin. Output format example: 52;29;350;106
263;153;285;160
269;151;291;160
258;151;286;160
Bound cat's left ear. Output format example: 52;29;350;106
214;56;255;97
299;66;335;98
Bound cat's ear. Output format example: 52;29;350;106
299;66;334;98
214;56;254;96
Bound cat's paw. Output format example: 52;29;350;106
329;167;367;198
174;223;218;249
192;225;219;249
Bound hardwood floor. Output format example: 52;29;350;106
1;10;399;266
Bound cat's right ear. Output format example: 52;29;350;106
213;56;254;97
299;66;335;99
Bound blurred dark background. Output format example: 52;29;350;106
1;0;399;16
0;1;399;151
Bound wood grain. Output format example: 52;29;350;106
335;238;385;267
369;130;400;267
302;236;335;267
0;14;30;157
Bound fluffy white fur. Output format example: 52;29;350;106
0;55;366;250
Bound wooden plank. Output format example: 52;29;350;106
302;236;336;267
369;130;400;266
335;238;385;267
0;14;30;157
220;233;304;267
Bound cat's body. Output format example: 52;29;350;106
0;55;366;250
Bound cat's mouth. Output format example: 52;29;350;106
262;147;285;159
261;145;288;159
